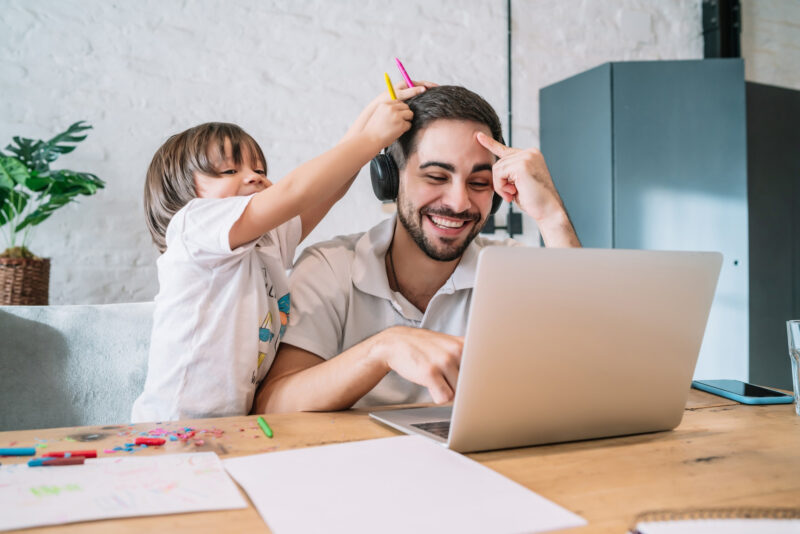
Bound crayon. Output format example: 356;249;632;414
134;437;166;446
43;450;97;459
384;73;397;100
0;447;36;456
394;57;414;88
28;456;85;467
256;416;274;438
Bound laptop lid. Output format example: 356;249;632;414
446;247;722;452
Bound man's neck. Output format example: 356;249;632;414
386;220;462;313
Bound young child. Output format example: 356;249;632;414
131;84;426;422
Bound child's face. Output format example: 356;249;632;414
194;138;271;199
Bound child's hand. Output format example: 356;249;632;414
342;80;436;144
362;100;414;148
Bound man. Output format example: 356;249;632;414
253;85;580;413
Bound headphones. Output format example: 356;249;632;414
370;150;503;215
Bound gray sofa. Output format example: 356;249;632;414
0;302;154;431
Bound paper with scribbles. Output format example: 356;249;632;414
0;452;246;531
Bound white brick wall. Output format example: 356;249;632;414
741;0;800;91
1;0;710;304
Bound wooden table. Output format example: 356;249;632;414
1;389;799;533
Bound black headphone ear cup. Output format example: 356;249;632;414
369;153;399;201
490;194;503;215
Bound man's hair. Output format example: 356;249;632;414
144;122;267;252
387;85;504;170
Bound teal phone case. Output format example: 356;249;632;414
691;380;794;405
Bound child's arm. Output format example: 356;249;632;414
228;95;416;250
297;82;435;241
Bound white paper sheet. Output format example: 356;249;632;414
0;452;247;532
224;435;586;534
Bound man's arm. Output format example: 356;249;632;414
252;327;464;413
476;132;581;248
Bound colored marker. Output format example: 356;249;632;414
0;447;36;456
256;416;274;438
134;437;166;446
384;72;397;100
43;450;97;459
394;57;414;88
29;456;85;467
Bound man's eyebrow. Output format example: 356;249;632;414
419;161;494;173
419;161;456;172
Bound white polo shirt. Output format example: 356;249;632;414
282;217;517;407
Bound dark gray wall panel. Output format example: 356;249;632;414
611;59;748;247
747;82;800;389
540;59;750;382
540;64;613;248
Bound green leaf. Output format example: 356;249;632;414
49;169;105;195
41;121;93;162
24;170;51;192
2;121;103;236
15;194;71;231
0;189;9;225
5;137;43;171
0;156;30;189
4;122;94;173
0;189;29;226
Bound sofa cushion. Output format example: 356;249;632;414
0;302;154;431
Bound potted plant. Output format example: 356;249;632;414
0;121;104;305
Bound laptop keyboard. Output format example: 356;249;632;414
411;420;451;439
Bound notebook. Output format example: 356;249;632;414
631;507;800;533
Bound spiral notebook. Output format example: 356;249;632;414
630;507;800;534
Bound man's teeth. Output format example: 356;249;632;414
430;215;466;229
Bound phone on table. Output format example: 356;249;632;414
692;379;794;405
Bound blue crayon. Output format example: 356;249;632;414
0;447;36;456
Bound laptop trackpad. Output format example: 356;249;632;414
410;420;451;440
369;405;453;443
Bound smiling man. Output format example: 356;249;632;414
252;86;580;413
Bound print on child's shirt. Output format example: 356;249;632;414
254;267;291;385
259;293;290;345
257;290;290;376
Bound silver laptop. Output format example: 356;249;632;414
370;247;722;453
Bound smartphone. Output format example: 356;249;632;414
692;379;794;405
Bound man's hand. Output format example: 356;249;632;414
371;326;464;404
252;326;464;413
475;132;563;222
476;132;580;247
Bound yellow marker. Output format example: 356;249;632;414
384;72;397;100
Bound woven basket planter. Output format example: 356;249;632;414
0;257;50;305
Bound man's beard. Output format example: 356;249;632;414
396;192;485;262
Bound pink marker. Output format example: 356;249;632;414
394;57;415;88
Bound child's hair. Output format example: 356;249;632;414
144;122;268;252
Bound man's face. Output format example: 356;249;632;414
396;119;496;262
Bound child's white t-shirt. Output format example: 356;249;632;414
131;195;302;422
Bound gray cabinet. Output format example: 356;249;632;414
540;59;799;388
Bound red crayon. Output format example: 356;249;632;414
135;437;166;446
43;450;97;459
